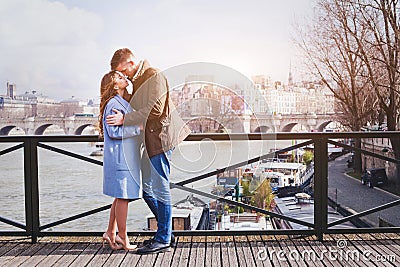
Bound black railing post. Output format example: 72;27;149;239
24;138;40;243
313;137;328;241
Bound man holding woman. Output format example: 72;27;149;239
103;48;190;254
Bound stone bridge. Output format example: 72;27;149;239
183;112;339;133
0;112;338;135
250;113;338;132
0;116;98;135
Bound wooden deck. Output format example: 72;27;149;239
0;233;399;266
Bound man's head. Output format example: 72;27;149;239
110;48;138;79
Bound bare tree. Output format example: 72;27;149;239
294;0;378;173
349;0;400;182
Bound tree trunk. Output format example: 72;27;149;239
389;135;400;186
354;138;363;174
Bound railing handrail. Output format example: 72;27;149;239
0;130;399;142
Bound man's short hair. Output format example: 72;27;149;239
110;48;134;70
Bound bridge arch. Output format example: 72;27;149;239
0;125;25;135
317;121;333;132
185;117;231;133
253;125;273;133
74;124;97;135
317;120;343;132
35;124;65;135
280;123;309;132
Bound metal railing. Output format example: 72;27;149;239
0;132;399;243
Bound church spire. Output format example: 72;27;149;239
288;60;293;86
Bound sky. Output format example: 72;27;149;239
0;0;315;102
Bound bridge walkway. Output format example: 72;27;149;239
0;233;399;266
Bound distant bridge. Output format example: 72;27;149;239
0;116;98;135
0;113;339;135
183;113;340;133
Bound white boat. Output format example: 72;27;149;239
253;161;307;187
90;142;103;156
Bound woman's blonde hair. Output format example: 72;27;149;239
97;71;130;138
98;71;118;137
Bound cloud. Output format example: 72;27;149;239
0;0;104;101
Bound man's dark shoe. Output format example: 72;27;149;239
141;235;175;248
136;240;170;254
170;235;176;247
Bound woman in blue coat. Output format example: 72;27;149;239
98;70;141;251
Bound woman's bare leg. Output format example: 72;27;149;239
106;199;117;242
115;199;136;250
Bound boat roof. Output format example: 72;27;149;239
274;196;355;229
257;162;306;170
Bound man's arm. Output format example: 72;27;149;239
106;72;167;126
125;73;167;126
106;108;124;126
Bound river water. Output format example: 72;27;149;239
0;138;290;232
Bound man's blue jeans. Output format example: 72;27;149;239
142;149;173;244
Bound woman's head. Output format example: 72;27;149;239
98;71;129;137
100;70;129;96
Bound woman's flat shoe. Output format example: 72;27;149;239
115;235;137;251
102;232;122;250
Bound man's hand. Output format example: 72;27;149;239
106;109;124;126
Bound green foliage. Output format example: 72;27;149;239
302;150;314;165
241;180;252;196
251;178;274;212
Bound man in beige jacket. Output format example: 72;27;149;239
106;48;190;254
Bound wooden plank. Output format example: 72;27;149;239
135;235;170;267
204;236;212;267
1;243;45;266
260;235;287;267
302;235;338;267
152;236;177;267
220;236;238;267
18;242;61;267
240;235;257;267
169;236;182;266
212;236;222;267
69;242;101;267
234;235;248;267
119;250;142;267
355;234;395;267
370;233;400;258
135;251;159;266
329;234;370;267
37;241;76;266
282;237;305;267
86;244;115;266
188;235;206;267
153;248;174;267
382;233;400;240
273;235;301;267
176;236;191;266
187;236;199;267
52;242;91;266
289;237;320;267
0;242;19;257
247;235;269;267
103;235;140;267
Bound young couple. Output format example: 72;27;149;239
98;48;190;254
